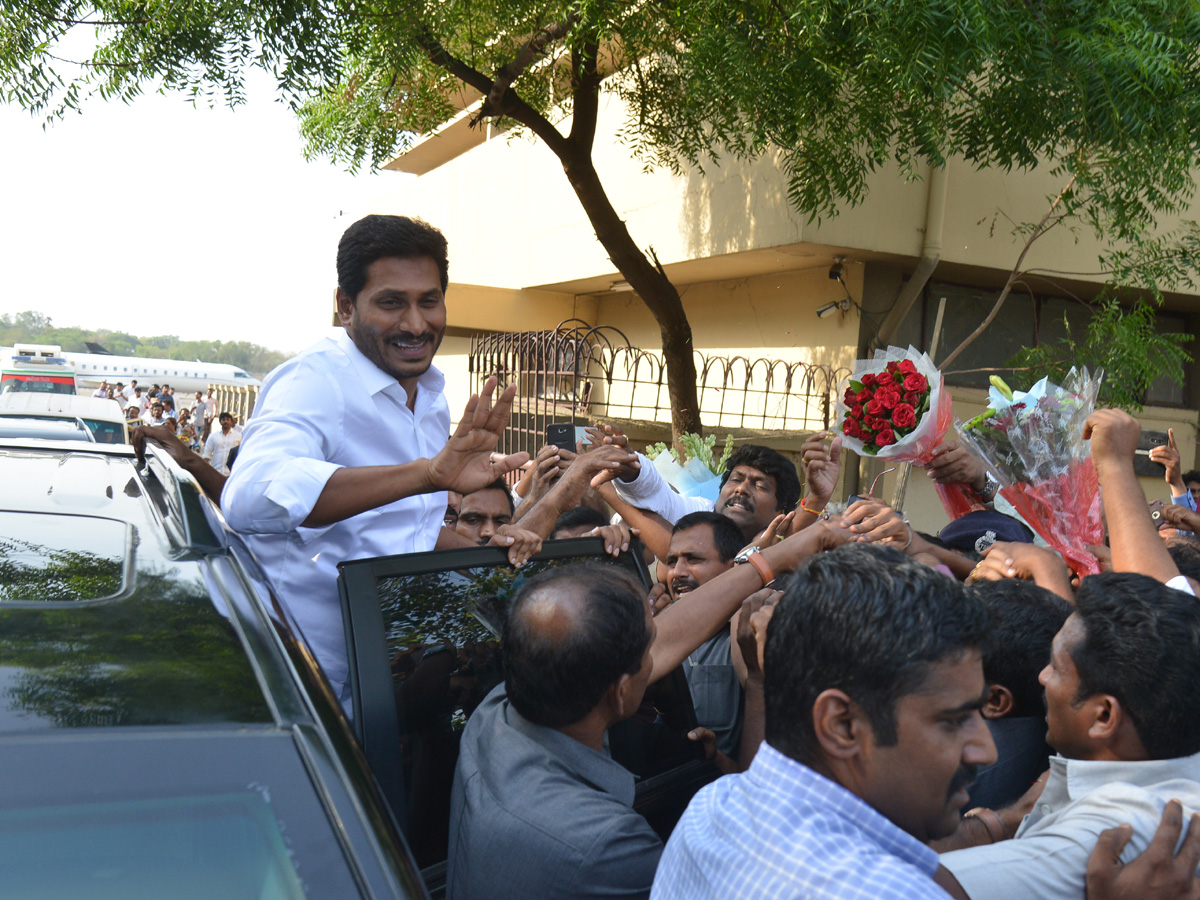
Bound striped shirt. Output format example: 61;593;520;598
651;742;950;900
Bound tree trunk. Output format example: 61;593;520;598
558;150;702;443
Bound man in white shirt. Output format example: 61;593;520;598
936;409;1200;900
143;400;168;427
203;412;240;475
222;214;528;701
92;381;109;398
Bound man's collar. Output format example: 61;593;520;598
499;691;636;806
335;328;445;400
1050;748;1200;799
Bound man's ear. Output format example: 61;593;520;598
335;287;355;327
982;684;1014;720
812;688;870;760
610;672;640;721
1087;693;1121;743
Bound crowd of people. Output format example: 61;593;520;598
131;214;1200;900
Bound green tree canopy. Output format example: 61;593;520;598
4;1;1199;430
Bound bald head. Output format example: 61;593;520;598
503;563;651;727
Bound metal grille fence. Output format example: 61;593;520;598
469;320;850;459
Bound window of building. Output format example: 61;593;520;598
893;282;1190;407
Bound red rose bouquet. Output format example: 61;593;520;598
836;346;983;519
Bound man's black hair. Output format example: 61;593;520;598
551;506;611;538
1072;572;1200;760
718;445;801;512
1168;538;1200;581
1183;469;1200;485
765;543;989;762
503;563;650;727
672;510;745;563
336;214;449;301
971;580;1071;718
218;411;233;422
464;477;514;517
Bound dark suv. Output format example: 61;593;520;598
0;438;427;899
0;438;718;899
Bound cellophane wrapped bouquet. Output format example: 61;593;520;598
644;433;735;505
957;369;1104;577
836;345;983;519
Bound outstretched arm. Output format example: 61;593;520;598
303;378;529;527
1085;410;1181;584
649;521;851;681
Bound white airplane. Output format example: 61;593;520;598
1;344;263;394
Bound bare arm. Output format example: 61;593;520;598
133;424;228;507
593;480;674;561
513;443;639;538
649;522;850;682
1085;410;1181;583
304;378;529;527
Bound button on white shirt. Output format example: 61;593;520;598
222;330;450;695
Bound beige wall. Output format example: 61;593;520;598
373;91;1200;296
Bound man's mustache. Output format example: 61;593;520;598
947;765;979;800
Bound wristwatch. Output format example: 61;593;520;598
979;472;1000;503
733;546;775;587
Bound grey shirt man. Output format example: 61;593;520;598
684;630;743;758
447;685;662;900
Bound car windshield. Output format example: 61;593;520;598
0;377;76;395
0;417;91;441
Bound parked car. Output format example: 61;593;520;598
0;438;716;899
0;392;128;443
0;438;427;900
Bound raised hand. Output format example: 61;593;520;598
582;522;638;557
801;431;842;507
925;440;988;492
844;498;912;548
426;377;529;493
588;424;640;481
1149;428;1185;494
488;523;543;567
1083;409;1143;481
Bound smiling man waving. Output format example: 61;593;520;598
223;215;528;704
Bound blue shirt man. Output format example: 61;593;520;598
652;742;947;900
651;544;996;900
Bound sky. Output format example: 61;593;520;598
0;67;408;356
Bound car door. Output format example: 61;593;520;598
337;537;720;897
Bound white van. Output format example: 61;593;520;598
0;393;129;444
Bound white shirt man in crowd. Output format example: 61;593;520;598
222;214;527;702
203;412;241;475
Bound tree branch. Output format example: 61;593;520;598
417;31;568;155
568;38;601;150
485;17;576;117
938;174;1079;369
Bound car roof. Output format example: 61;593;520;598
0;391;125;421
0;440;273;733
